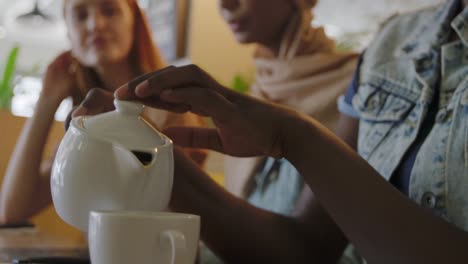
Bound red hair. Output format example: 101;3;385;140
126;0;165;72
64;0;166;102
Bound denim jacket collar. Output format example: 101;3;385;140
397;0;463;59
451;6;468;46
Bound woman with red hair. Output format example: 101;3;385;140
0;0;205;225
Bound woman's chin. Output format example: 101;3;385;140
233;32;256;44
77;49;128;68
92;55;124;67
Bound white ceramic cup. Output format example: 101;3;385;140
88;211;200;264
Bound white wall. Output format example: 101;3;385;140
314;0;443;32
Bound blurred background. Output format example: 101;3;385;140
0;0;444;238
0;0;442;120
0;0;444;189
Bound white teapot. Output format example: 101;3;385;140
51;99;174;231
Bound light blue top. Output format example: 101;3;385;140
247;158;304;216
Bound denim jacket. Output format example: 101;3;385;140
353;0;468;230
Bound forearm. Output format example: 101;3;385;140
171;149;332;264
0;97;59;222
284;115;468;264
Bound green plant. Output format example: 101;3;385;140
0;46;20;110
230;73;251;94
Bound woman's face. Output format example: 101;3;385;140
64;0;135;67
218;0;295;45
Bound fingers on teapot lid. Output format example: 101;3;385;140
128;66;176;92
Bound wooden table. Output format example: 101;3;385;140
0;227;88;263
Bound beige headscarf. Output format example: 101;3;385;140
225;1;358;197
253;0;357;129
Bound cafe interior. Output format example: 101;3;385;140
0;0;456;263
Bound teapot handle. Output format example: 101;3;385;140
160;230;189;264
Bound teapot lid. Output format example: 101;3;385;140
77;100;166;150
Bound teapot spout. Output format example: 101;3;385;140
113;144;158;170
130;149;157;167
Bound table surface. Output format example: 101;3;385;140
0;227;88;262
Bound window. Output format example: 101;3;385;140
10;76;72;121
